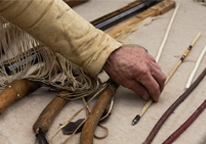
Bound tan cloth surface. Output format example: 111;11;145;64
0;0;206;144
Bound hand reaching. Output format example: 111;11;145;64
103;46;166;102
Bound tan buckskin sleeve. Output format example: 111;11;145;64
0;0;122;77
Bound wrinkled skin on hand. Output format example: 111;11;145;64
103;46;166;102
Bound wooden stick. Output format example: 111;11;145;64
80;81;119;144
33;91;69;134
165;60;181;84
185;45;206;89
90;0;144;27
142;67;206;144
165;32;201;84
106;1;176;37
91;0;158;30
34;76;83;143
132;32;201;125
33;91;69;144
0;80;40;115
162;99;206;144
155;3;180;63
132;99;153;125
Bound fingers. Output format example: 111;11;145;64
148;61;167;93
135;65;162;102
146;52;167;93
139;76;160;102
124;80;150;101
148;53;156;63
150;67;167;93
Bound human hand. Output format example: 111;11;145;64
103;46;166;102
